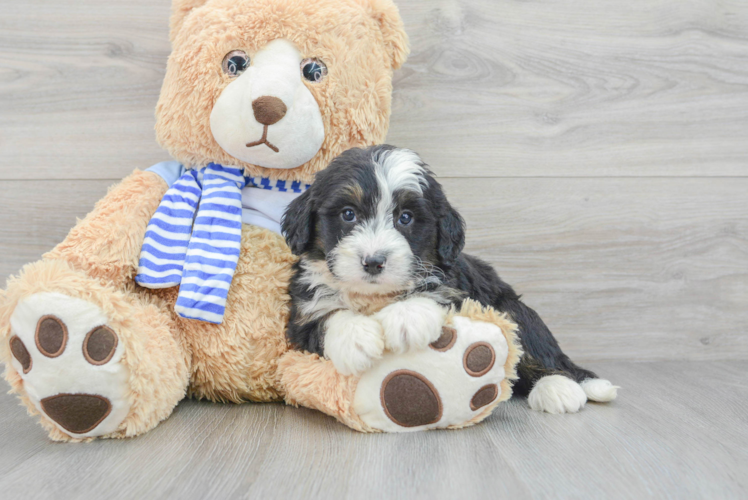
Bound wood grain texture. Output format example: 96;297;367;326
1;177;745;362
0;0;171;180
444;177;748;361
1;0;748;179
392;0;748;178
0;180;112;282
0;361;746;499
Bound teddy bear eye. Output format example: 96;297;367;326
222;50;249;77
301;58;328;83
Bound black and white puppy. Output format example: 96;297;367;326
282;145;618;414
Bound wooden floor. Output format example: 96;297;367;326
1;0;747;498
0;361;746;499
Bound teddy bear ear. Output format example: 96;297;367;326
354;0;410;70
170;0;210;42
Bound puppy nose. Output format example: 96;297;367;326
252;96;287;125
363;256;386;276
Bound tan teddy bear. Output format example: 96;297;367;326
0;0;520;441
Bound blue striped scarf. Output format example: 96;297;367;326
135;163;303;324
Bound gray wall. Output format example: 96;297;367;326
1;0;746;361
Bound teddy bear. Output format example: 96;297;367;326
0;0;520;441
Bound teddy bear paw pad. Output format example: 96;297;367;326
354;316;510;432
380;370;442;427
9;292;131;438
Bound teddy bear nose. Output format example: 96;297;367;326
252;96;288;126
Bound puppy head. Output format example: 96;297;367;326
283;145;465;294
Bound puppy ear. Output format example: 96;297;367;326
282;190;315;255
170;0;210;42
429;178;465;270
438;204;466;270
354;0;410;69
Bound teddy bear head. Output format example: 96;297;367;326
155;0;408;183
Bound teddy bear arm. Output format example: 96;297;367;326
44;170;169;288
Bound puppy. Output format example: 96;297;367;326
281;145;618;413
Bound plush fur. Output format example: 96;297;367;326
283;146;618;409
0;0;413;440
0;258;190;442
0;0;566;440
156;0;408;182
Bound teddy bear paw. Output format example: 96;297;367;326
352;316;510;432
8;292;131;438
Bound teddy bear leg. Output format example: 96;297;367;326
353;311;518;432
278;301;522;433
1;259;191;441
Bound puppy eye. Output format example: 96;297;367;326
222;50;249;77
398;211;414;226
341;208;356;222
301;58;328;83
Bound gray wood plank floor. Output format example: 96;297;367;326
1;361;746;499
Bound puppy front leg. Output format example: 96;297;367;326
374;297;446;354
324;310;385;376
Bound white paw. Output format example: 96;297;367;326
354;316;511;432
8;292;130;438
581;378;619;402
324;310;385;376
374;297;446;354
528;375;587;414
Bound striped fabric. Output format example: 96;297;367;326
135;163;247;324
246;176;311;193
135;170;200;289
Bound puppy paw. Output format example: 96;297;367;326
375;297;446;354
324;310;385;376
580;378;619;402
528;374;588;414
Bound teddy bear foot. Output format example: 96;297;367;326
278;301;520;433
353;309;519;432
8;292;131;438
2;259;192;441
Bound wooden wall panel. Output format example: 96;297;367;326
1;177;745;361
0;0;746;360
1;0;747;179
